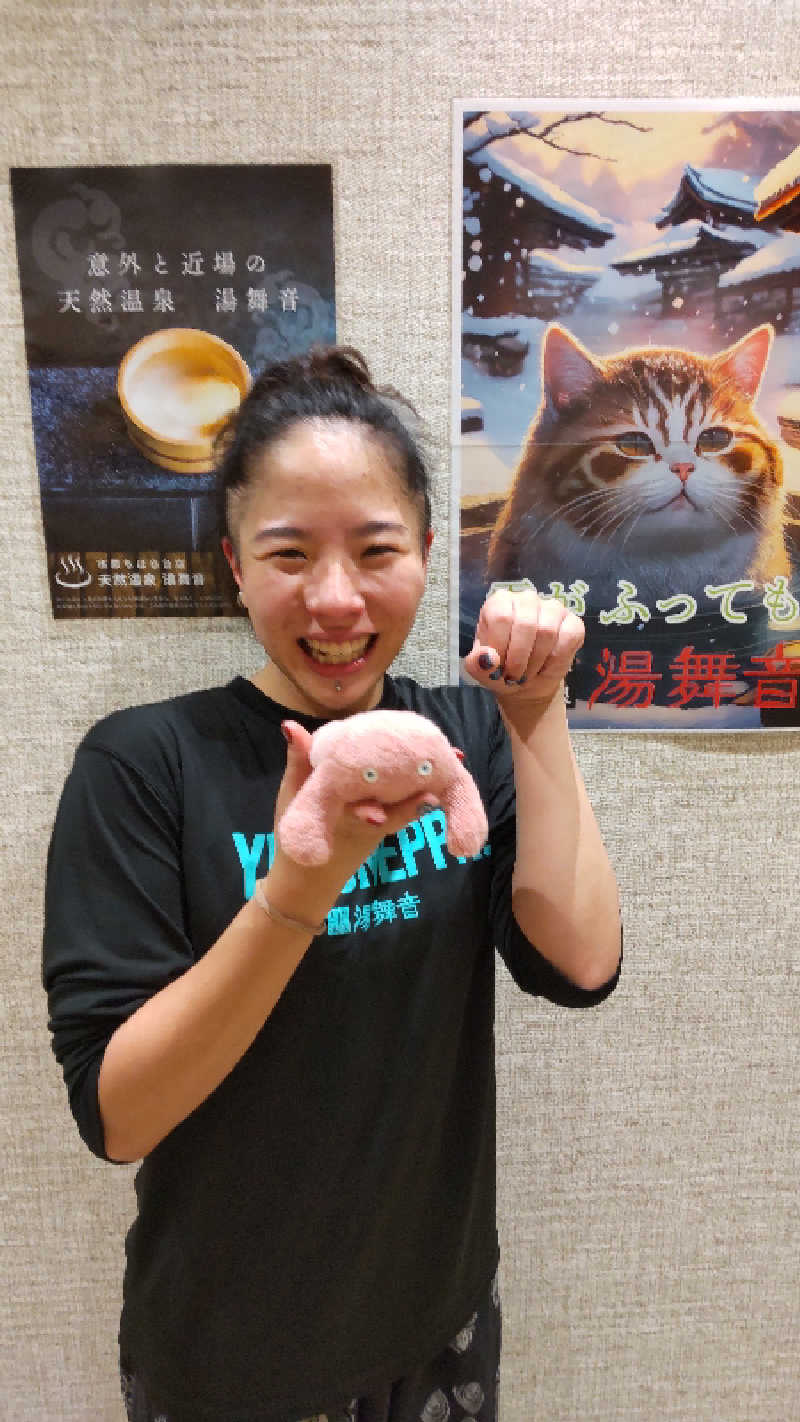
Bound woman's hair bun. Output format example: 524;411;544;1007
306;345;374;389
248;345;376;402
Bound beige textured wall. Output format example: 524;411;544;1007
3;3;799;1419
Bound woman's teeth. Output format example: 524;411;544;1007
303;637;371;664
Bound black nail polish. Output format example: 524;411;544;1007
478;652;494;671
489;667;504;681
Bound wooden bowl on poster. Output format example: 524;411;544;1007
118;328;251;473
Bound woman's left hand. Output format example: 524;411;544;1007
463;587;584;708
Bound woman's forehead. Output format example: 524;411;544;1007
265;417;394;477
243;420;418;518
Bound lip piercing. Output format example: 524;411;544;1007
334;680;343;692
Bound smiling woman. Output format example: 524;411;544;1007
216;347;432;718
42;343;621;1422
221;418;430;717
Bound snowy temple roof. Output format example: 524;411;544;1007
526;250;604;276
613;224;706;266
612;222;764;270
465;124;615;239
656;166;759;226
719;231;800;286
755;144;800;221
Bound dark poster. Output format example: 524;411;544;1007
11;164;335;618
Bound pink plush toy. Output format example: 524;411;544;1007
277;709;488;866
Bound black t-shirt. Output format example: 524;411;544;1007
43;675;619;1422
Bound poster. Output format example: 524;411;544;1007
453;101;800;728
11;165;335;618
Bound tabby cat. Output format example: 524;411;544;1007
487;323;788;609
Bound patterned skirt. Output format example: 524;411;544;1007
120;1270;502;1422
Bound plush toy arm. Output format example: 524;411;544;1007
277;763;346;867
440;766;489;858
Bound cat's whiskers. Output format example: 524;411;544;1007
573;490;643;542
595;505;646;546
545;474;764;547
704;488;765;535
585;511;639;546
574;491;645;537
617;507;650;553
571;503;632;542
570;487;633;525
520;485;621;541
551;482;620;515
560;480;638;522
576;486;645;526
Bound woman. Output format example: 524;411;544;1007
43;347;621;1422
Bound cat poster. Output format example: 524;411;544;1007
11;164;335;619
453;101;800;729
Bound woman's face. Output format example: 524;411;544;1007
223;418;431;719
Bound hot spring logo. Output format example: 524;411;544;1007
55;555;91;589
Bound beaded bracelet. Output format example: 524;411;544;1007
253;880;326;937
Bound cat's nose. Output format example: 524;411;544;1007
670;462;695;483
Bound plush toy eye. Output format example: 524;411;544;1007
417;759;433;776
362;767;379;783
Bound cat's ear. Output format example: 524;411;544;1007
542;324;602;411
712;324;774;401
